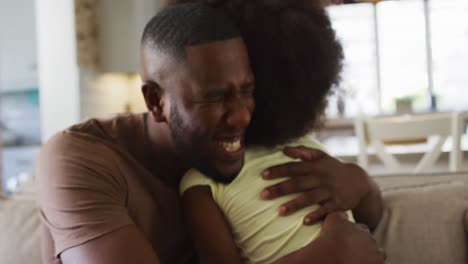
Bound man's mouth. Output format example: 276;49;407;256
219;138;242;153
211;136;245;177
215;137;244;159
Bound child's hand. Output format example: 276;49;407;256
260;146;372;225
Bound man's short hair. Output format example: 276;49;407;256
141;3;242;60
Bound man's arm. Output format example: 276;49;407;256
37;133;162;264
275;212;385;264
345;163;383;229
60;226;160;264
259;146;383;229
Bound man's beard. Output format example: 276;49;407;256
168;103;237;184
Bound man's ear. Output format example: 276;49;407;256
142;81;167;123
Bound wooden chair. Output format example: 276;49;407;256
354;112;464;173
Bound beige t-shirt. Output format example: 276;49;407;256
36;113;196;264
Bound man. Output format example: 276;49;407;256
37;3;383;264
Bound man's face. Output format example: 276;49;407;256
165;38;255;182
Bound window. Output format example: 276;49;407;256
326;0;468;117
327;3;379;117
430;0;468;111
378;0;430;113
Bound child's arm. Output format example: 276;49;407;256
182;185;242;264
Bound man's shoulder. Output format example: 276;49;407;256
36;129;119;183
41;113;146;154
36;117;140;201
67;113;146;141
37;113;150;186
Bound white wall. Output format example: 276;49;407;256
36;0;169;141
80;0;165;118
79;71;146;119
0;0;38;92
36;0;81;142
97;0;167;73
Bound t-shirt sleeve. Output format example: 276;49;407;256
288;136;327;153
179;169;219;198
36;132;133;257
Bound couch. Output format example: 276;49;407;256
1;172;467;264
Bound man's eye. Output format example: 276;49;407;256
242;86;254;96
204;93;226;103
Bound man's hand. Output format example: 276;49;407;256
273;212;385;264
260;146;382;227
313;212;385;264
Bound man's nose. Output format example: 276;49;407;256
226;97;252;128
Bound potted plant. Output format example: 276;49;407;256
395;95;415;114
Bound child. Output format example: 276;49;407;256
180;1;350;263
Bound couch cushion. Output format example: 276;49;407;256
374;172;468;190
374;181;468;264
0;196;41;264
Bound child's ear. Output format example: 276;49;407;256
142;81;167;123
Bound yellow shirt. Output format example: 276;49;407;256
180;137;353;264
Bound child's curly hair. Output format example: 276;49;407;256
172;0;344;146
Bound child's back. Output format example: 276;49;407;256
181;137;353;263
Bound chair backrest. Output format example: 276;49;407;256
354;112;464;174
